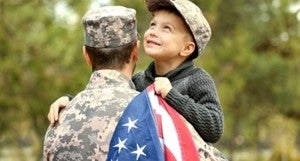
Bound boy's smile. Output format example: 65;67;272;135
145;39;161;47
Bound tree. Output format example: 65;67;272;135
198;0;300;159
0;0;299;160
0;0;90;160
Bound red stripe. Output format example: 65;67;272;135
164;144;176;161
159;97;200;161
154;110;163;138
147;84;199;161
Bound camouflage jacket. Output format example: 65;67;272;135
43;70;138;161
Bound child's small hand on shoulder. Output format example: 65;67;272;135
154;77;172;98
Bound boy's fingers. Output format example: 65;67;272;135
48;101;59;126
54;105;59;121
47;96;70;126
47;109;55;126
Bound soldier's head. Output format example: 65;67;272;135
145;0;211;60
82;6;139;71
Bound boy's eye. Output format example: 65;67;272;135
163;25;171;31
149;22;156;27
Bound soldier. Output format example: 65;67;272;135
42;6;139;161
47;0;227;160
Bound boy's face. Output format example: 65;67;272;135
143;10;194;61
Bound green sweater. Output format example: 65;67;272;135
132;60;224;143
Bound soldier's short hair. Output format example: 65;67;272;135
85;40;137;71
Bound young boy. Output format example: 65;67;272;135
48;0;223;144
134;0;224;144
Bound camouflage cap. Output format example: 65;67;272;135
82;6;137;48
145;0;211;56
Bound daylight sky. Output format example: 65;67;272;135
54;0;300;26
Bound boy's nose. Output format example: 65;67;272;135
148;28;158;37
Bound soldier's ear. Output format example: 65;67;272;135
131;40;140;62
82;46;92;67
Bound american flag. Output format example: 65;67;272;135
107;85;199;161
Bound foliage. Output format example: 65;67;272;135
0;0;299;160
0;0;90;159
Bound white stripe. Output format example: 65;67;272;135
148;90;182;161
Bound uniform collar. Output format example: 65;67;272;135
86;70;135;90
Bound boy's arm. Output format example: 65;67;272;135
164;74;223;143
166;88;223;143
47;95;72;126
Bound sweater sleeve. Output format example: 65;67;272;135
165;72;224;143
132;72;146;92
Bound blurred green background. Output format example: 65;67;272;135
1;0;299;160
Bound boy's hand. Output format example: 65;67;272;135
48;96;70;126
154;77;172;98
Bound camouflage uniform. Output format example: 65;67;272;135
43;70;138;160
43;6;138;161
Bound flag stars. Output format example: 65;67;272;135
122;117;138;133
113;137;128;153
131;144;147;160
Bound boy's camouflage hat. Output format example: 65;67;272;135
145;0;211;56
82;6;137;48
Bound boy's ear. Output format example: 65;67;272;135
180;41;195;57
82;46;92;67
